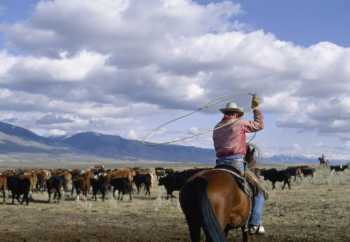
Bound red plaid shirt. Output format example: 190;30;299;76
213;109;264;158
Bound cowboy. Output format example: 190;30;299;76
212;95;266;235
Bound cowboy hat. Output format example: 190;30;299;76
220;102;244;116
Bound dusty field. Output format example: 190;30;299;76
0;165;349;242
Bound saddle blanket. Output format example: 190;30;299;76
213;165;253;198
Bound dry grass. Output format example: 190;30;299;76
0;165;349;242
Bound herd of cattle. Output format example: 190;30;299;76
0;163;348;206
0;166;153;205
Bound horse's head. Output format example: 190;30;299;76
245;144;256;164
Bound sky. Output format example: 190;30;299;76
0;0;350;160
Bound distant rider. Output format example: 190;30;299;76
212;95;266;235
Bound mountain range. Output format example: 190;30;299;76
0;121;215;163
0;121;320;164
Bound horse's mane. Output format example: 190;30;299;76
247;143;262;163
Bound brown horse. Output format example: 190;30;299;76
179;145;257;242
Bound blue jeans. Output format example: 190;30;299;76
249;192;265;225
216;156;265;226
216;155;246;172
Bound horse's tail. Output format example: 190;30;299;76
182;177;227;242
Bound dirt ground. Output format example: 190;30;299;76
0;165;349;242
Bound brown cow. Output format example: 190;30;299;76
35;169;51;192
108;168;136;200
75;169;93;201
21;171;38;193
108;168;135;183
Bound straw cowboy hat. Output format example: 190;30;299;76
220;102;244;117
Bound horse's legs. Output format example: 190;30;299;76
2;189;5;203
241;226;249;242
205;237;213;242
184;207;201;242
224;226;230;237
272;182;276;190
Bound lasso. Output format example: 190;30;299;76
142;93;258;145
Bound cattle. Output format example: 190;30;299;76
108;168;135;183
91;173;109;201
18;170;38;193
74;170;93;200
35;169;51;192
70;169;82;196
301;167;316;178
158;168;207;199
155;167;166;180
133;173;152;196
110;177;132;201
7;175;31;205
46;175;66;203
0;175;7;203
260;168;291;190
330;164;349;173
165;168;175;175
286;166;304;181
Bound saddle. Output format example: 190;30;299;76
214;165;256;198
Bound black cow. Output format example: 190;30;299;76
286;166;303;181
91;174;109;201
133;173;152;196
46;175;66;203
158;168;207;199
110;177;132;201
155;167;166;180
260;168;291;190
301;167;316;178
330;165;349;173
7;175;31;205
165;168;175;175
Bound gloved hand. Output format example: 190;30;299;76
251;94;260;109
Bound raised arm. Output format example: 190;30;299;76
242;94;264;133
242;109;264;133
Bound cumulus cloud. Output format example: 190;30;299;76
0;0;350;145
127;129;138;140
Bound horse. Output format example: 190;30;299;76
179;145;257;242
318;156;329;167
